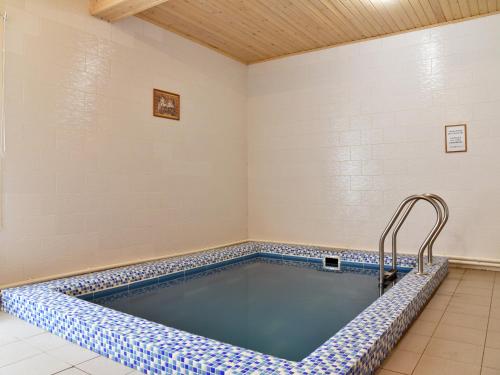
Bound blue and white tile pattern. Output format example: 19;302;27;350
1;241;447;374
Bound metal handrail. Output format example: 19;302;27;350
391;199;419;271
391;196;444;267
379;194;442;285
423;193;449;263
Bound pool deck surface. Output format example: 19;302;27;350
378;266;500;375
0;312;140;375
0;266;498;375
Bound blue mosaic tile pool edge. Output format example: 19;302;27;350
78;252;411;302
1;241;447;375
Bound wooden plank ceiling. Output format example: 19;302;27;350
91;0;500;64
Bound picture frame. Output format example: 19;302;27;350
445;124;467;153
153;89;180;120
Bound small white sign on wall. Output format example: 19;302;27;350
445;124;467;153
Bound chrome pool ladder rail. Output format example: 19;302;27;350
379;193;449;286
392;193;449;267
423;193;449;263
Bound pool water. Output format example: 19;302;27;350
86;257;404;361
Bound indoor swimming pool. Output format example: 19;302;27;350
2;242;447;374
81;256;407;361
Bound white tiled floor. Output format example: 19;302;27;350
378;267;500;375
0;311;140;375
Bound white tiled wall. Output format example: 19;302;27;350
0;0;248;285
248;14;500;261
2;0;500;286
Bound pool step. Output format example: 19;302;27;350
383;269;398;282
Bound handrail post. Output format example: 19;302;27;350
423;193;449;264
379;195;421;285
391;200;418;271
392;198;443;269
415;197;441;274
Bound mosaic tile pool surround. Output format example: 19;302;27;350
1;241;447;375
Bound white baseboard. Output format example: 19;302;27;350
447;256;500;271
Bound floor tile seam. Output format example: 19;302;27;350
0;351;50;370
480;278;494;369
74;355;110;370
44;348;100;368
52;365;91;375
457;283;495;292
16;331;47;341
410;275;456;374
0;337;21;349
441;278;490;332
416;344;484;367
19;336;71;354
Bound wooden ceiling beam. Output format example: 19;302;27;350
90;0;170;22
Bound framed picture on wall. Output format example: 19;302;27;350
153;89;180;120
445;124;467;153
